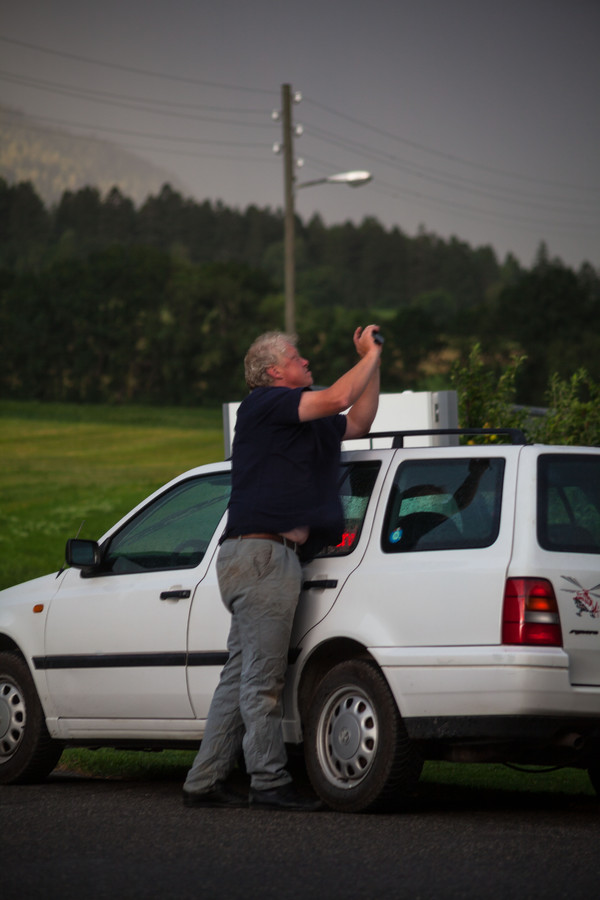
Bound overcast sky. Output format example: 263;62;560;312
1;0;599;270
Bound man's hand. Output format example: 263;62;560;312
354;325;382;358
298;325;382;424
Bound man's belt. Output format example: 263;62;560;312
227;533;299;553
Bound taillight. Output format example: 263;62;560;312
502;578;563;646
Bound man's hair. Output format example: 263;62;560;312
244;331;296;389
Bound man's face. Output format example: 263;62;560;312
274;343;313;388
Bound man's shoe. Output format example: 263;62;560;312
249;783;324;811
182;781;247;809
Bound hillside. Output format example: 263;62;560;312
0;105;186;206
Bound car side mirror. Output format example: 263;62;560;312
65;538;101;570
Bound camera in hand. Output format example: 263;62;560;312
373;331;384;345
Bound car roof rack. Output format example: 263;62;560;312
349;427;528;448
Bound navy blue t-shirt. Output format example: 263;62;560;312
225;386;347;557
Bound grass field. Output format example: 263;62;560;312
0;400;225;590
1;401;596;797
55;746;595;799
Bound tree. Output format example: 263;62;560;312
530;370;600;446
99;187;136;245
54;186;103;252
494;260;600;404
0;180;50;269
450;343;527;436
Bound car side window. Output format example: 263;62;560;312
382;458;504;553
317;461;381;557
538;454;600;553
102;472;231;574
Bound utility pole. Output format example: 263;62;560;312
282;84;296;335
275;84;370;335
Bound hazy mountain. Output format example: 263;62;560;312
0;105;187;207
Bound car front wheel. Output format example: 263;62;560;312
0;651;62;784
304;659;422;812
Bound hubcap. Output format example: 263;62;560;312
316;685;378;789
0;680;26;761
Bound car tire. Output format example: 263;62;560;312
304;659;422;812
0;651;62;784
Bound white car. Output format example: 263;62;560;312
2;428;600;812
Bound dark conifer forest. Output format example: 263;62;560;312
2;178;599;407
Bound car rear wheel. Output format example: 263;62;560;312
304;659;422;812
0;651;62;784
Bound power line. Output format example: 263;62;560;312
298;153;599;236
4;65;593;216
365;175;599;236
0;70;272;129
304;95;600;193
304;126;600;217
1;38;597;249
1;107;267;149
2;33;596;205
0;69;270;117
0;34;277;96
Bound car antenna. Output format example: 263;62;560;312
56;520;85;578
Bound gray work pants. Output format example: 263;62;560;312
184;537;302;793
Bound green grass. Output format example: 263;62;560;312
57;747;197;780
421;760;594;797
0;400;225;589
55;747;595;798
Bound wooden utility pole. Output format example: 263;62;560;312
282;83;296;334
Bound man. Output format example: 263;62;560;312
183;325;382;810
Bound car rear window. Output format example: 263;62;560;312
382;457;504;552
538;454;600;553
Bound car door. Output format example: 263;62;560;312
291;455;389;645
43;469;231;723
301;449;517;652
354;450;514;647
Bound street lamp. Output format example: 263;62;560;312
297;171;373;190
278;84;372;334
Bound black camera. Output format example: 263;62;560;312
373;331;384;345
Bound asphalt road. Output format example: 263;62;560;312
1;769;599;900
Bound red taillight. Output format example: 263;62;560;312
502;578;563;646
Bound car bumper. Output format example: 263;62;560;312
374;645;600;719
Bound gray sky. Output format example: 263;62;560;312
1;0;599;269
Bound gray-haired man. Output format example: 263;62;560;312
183;326;382;810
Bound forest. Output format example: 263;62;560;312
1;178;599;410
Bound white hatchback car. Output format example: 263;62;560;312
2;428;600;812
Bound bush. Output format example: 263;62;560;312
451;345;600;447
530;369;600;446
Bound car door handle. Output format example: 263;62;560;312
302;579;338;590
160;589;191;600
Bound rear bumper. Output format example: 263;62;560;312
375;645;600;720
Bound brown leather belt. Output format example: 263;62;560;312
228;533;299;553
